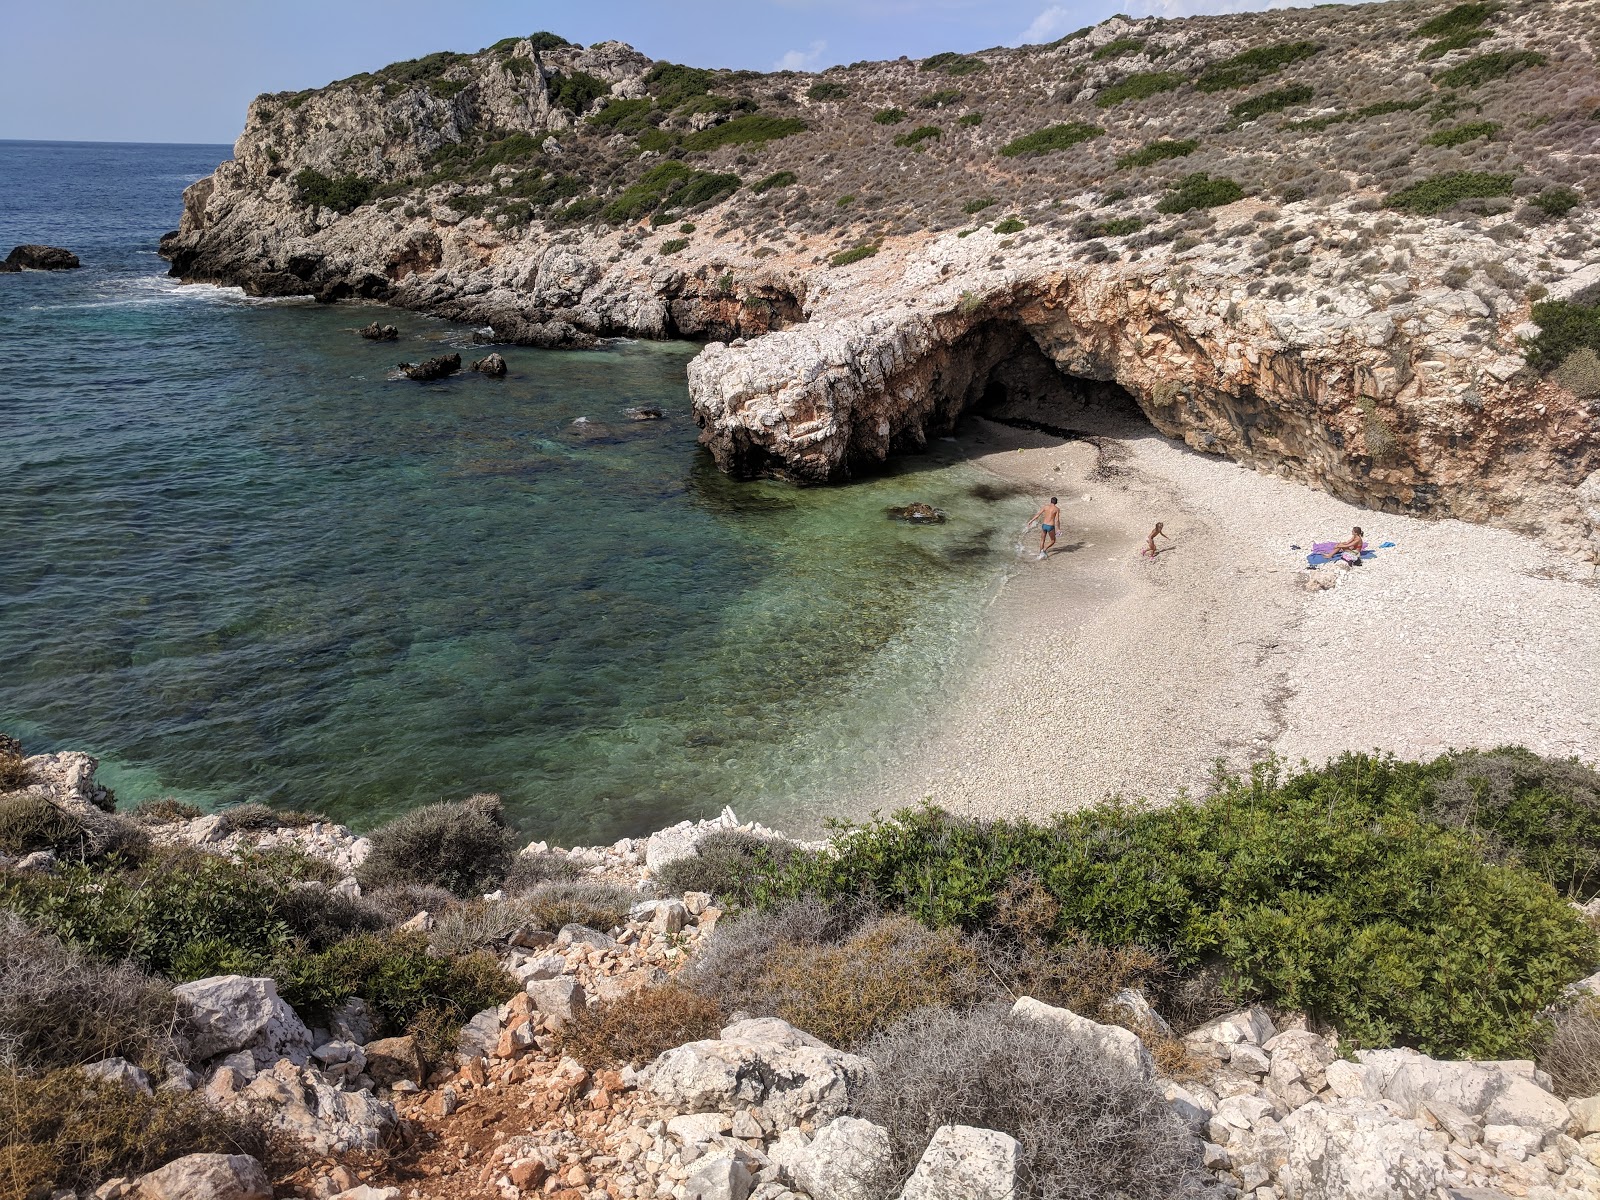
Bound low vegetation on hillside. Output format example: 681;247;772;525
3;743;1600;1195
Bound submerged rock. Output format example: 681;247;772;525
358;321;399;341
626;405;665;420
888;502;946;524
1;244;80;271
399;353;460;381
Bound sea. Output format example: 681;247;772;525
0;139;1035;843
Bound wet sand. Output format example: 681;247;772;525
866;416;1600;820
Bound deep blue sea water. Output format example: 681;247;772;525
0;140;1032;842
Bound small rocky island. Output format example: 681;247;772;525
1;244;80;271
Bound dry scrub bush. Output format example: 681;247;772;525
367;882;458;924
0;1066;293;1200
755;916;988;1048
357;793;515;898
558;983;725;1068
130;798;203;824
651;830;799;906
853;1005;1207;1200
503;850;583;892
1541;996;1600;1100
0;737;29;792
683;896;880;1015
0;916;179;1071
0;795;147;863
518;882;636;934
215;803;327;835
1552;348;1600;399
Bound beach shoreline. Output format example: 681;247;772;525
855;415;1600;822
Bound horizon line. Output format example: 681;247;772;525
0;136;235;149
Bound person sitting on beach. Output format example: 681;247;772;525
1141;521;1170;558
1333;525;1365;564
1028;497;1061;560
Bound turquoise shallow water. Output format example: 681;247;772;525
0;140;1033;842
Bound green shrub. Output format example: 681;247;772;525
357;794;514;899
1424;120;1499;146
1095;71;1186;108
1418;28;1493;60
546;70;609;113
1420;748;1600;899
1413;3;1496;40
806;81;849;101
659;237;689;254
754;755;1600;1057
524;31;572;52
1434;50;1546;89
959;112;983;126
680;114;806;152
277;931;515;1060
653;830;800;907
752;169;797;193
1197;41;1319;92
963;197;997;214
1231;84;1314;123
1156;172;1245;213
1524;297;1600;374
0;1067;288;1200
830;244;879;267
501;851;581;894
894;125;941;148
1093;38;1146;61
915;89;964;109
1533;186;1582;217
993;217;1026;234
921;52;985;75
999;121;1104;157
0;915;178;1071
644;62;716;108
588;97;655;132
293;168;374;214
1116;138;1198;169
853;1006;1201;1199
600;161;741;224
215;802;326;836
1290;97;1426;132
1384;170;1515;214
1093;216;1146;236
873;107;908;125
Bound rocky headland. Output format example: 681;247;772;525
159;1;1600;556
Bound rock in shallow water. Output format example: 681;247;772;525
470;352;507;376
1;244;80;271
887;502;946;524
398;352;460;380
358;321;398;341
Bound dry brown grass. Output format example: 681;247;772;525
557;983;725;1068
0;738;29;792
757;915;988;1048
1540;995;1600;1099
0;1066;295;1200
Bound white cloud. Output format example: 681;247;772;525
1019;6;1078;44
774;40;828;72
1019;0;1362;41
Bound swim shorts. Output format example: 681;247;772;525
1041;524;1055;533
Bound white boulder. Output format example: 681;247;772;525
132;1153;271;1200
787;1116;891;1200
1278;1100;1447;1199
898;1125;1020;1200
1010;996;1153;1079
174;975;312;1067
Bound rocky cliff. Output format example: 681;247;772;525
162;2;1600;556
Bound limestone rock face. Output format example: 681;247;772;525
898;1124;1020;1200
1011;995;1154;1079
174;974;313;1066
131;1153;271;1200
641;1017;870;1131
785;1116;892;1200
1277;1100;1448;1199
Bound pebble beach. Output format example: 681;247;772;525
865;415;1600;820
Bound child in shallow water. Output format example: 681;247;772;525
1141;522;1170;558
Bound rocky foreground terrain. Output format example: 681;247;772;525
7;747;1600;1200
160;0;1600;556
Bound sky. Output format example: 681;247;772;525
2;0;1358;145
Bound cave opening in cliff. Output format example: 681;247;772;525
956;320;1151;438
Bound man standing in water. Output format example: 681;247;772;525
1028;497;1062;560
